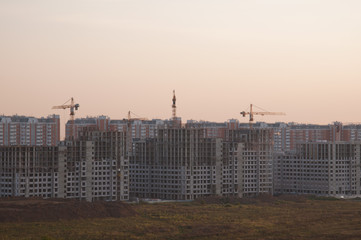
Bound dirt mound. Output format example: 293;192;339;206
0;197;136;222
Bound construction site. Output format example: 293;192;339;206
3;92;361;201
0;92;278;201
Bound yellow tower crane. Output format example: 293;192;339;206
240;104;285;129
52;97;80;139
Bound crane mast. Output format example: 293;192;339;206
172;90;177;127
52;97;80;139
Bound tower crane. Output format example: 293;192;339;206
172;90;176;119
240;104;285;129
127;111;147;122
125;111;148;156
52;97;79;139
172;90;178;127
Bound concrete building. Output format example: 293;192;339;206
63;129;128;201
0;129;129;201
129;127;242;200
0;145;62;198
129;127;273;200
225;128;274;196
65;116;110;140
0;115;60;146
67;116;166;140
185;120;227;138
109;119;166;139
342;124;361;141
240;121;361;152
274;141;361;196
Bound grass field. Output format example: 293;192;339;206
1;196;361;240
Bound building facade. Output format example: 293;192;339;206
274;142;361;196
225;129;274;196
0;130;129;201
129;128;242;200
67;116;166;140
0;115;60;146
0;145;62;198
129;127;273;200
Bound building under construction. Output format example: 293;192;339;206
129;126;274;200
0;129;129;201
274;141;361;196
0;145;61;198
1;93;273;201
61;129;129;201
225;128;274;196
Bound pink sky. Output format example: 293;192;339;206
1;0;361;128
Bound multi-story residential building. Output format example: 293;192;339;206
0;115;60;146
342;124;361;141
0;129;129;201
0;145;63;198
63;129;128;201
241;121;361;152
109;119;166;139
129;126;273;200
65;116;110;140
67;116;166;140
274;141;361;196
186;120;227;138
225;128;274;196
67;115;361;152
129;127;242;200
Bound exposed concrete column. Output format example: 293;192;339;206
24;148;30;198
215;138;222;196
57;145;66;198
84;141;94;202
327;143;332;195
355;144;361;195
237;143;244;198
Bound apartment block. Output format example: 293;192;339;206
67;116;166;140
0;115;60;146
109;119;166;139
0;130;129;201
130;127;242;200
65;116;110;140
129;127;273;200
185;120;227;138
274;142;361;196
246;122;361;152
62;130;128;201
0;145;62;198
225;128;274;196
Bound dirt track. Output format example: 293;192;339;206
0;197;136;222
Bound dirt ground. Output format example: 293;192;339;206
194;193;309;205
2;195;361;240
0;194;337;223
0;197;136;222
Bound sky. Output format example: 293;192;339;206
1;0;361;129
